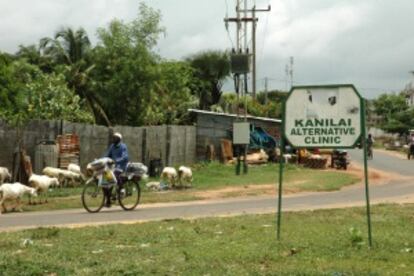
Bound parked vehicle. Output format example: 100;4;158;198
332;149;350;170
81;157;147;213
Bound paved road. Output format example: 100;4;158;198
349;148;414;176
1;149;414;231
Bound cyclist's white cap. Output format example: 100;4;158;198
113;132;122;140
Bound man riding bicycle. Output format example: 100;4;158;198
104;132;129;207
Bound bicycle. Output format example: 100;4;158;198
81;174;142;213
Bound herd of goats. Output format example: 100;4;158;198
0;163;193;214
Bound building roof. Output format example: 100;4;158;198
188;109;282;123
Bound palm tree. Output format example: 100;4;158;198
40;27;111;126
187;50;230;110
40;27;91;65
15;44;53;73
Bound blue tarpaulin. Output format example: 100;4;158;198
249;125;278;150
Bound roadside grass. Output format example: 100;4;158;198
19;163;359;212
1;204;414;275
191;162;358;191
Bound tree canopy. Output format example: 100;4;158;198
187;50;230;110
0;60;93;125
1;3;284;127
372;93;412;135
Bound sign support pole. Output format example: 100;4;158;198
277;106;286;240
361;100;373;247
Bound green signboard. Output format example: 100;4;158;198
276;84;373;247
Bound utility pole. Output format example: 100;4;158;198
264;77;268;105
226;0;243;116
224;1;270;175
225;0;249;175
236;0;242;52
285;64;289;91
238;4;271;100
285;56;294;91
227;3;271;100
289;56;294;89
251;5;270;99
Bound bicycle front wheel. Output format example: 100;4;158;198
118;180;141;211
82;179;105;213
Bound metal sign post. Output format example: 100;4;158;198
277;104;285;240
361;100;373;247
277;84;372;247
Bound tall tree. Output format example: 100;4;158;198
373;93;411;135
15;44;53;73
0;60;93;123
40;27;91;65
373;93;408;117
91;3;166;126
187;50;230;110
39;27;110;125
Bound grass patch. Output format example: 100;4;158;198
1;204;414;274
20;163;359;212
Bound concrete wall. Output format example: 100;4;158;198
0;120;196;172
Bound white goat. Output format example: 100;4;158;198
62;170;83;187
42;167;65;181
28;174;59;204
0;167;11;184
161;167;178;188
178;166;193;188
68;163;81;175
43;167;82;187
0;183;37;213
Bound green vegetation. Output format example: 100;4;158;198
0;3;288;128
372;93;414;135
20;163;359;212
0;3;232;127
1;204;414;274
211;90;287;119
187;50;230;110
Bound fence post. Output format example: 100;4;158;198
166;125;171;166
141;128;147;165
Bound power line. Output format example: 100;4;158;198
234;3;271;99
224;0;235;49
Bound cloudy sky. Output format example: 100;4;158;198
0;0;413;98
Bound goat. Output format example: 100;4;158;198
0;167;11;184
178;166;193;188
28;174;59;204
160;167;178;188
0;183;37;213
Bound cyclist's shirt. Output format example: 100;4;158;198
105;142;129;171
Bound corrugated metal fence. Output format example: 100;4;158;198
0;120;196;172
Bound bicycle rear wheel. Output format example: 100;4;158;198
118;180;141;211
82;179;105;213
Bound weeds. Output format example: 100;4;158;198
1;204;414;274
348;227;365;248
